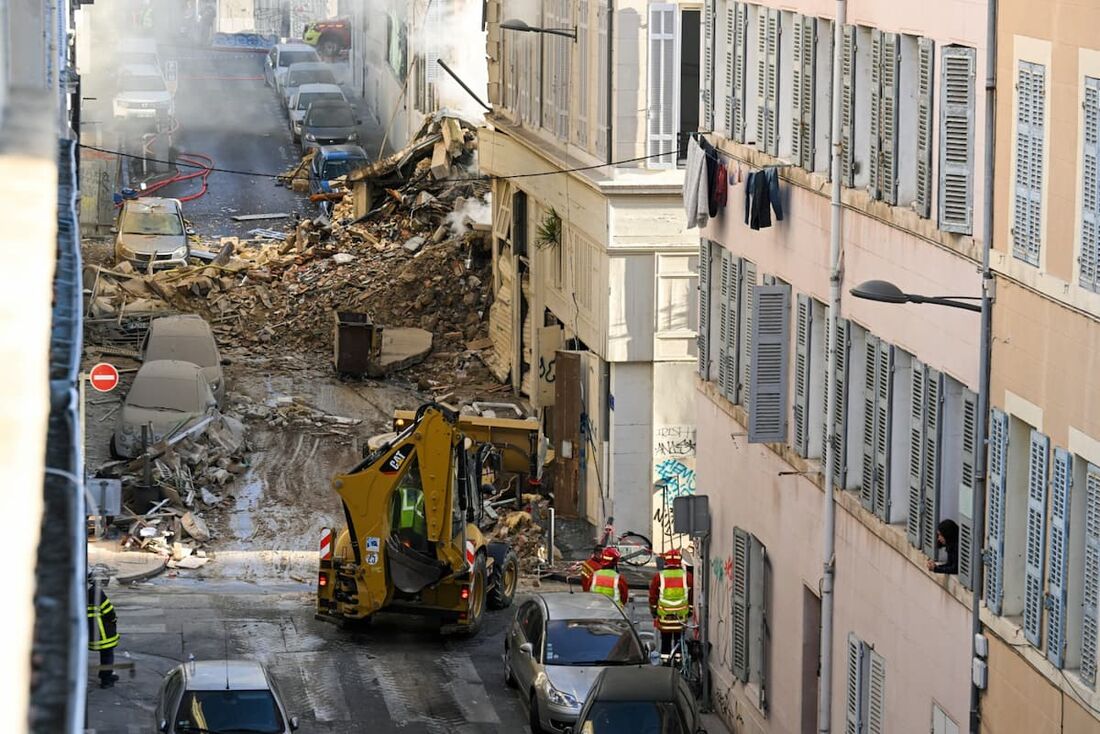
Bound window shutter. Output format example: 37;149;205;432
921;368;944;558
732;527;751;682
596;3;609;157
867;649;886;734
985;408;1009;616
880;32;900;205
1023;430;1050;647
873;341;893;520
1012;61;1045;264
906;361;927;548
939;45;976;234
958;390;978;590
748;535;769;694
1080;77;1100;292
740;260;757;407
868;30;883;200
731;2;748;142
1046;448;1072;668
861;335;880;511
840;25;857;187
756;11;768;150
718;251;741;402
845;633;864;734
830;318;851;488
765;9;780;156
647;3;677;167
916;38;935;218
557;0;571;139
1081;464;1100;688
575;0;589;146
793;294;813;457
791;15;816;170
703;0;714;131
724;5;736;136
697;240;711;379
749;284;791;443
531;34;542;125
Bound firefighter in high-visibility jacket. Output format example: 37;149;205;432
394;486;428;551
87;576;120;688
585;547;629;606
648;549;694;655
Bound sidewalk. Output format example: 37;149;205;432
87;539;166;584
702;711;733;733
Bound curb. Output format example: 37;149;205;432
110;556;168;585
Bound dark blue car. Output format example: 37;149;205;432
308;144;368;214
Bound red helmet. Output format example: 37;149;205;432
662;549;683;568
599;547;621;566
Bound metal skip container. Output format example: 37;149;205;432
332;311;383;375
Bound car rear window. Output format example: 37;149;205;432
122;209;183;236
280;50;318;66
289;69;336;87
543;619;645;666
581;701;685;734
297;91;343;110
175;690;284;734
145;335;217;367
127;375;203;413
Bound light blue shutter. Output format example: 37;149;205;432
731;3;748;142
921;368;944;557
717;250;734;398
723;4;734;135
840;25;857;187
747;535;769;693
831;319;851;488
749;284;791;443
868;30;883;199
872;342;893;520
793;295;813;457
1023;430;1050;647
1012;61;1045;265
740;261;757;407
791;15;816;170
1081;465;1100;688
907;362;927;547
648;4;678;167
764;9;780;156
861;335;881;510
958;391;978;590
916;38;935;219
702;0;714;131
1079;77;1100;292
1046;448;1072;667
879;33;900;205
867;649;886;734
985;408;1009;615
939;45;976;234
845;633;865;734
697;240;711;378
732;527;750;681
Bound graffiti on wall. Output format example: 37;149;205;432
652;425;697;552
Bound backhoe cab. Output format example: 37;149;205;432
316;403;523;635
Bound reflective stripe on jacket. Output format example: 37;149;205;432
591;569;621;604
657;568;690;621
87;589;119;651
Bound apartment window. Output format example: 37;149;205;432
1081;463;1100;687
867;30;899;204
596;3;610;157
747;282;790;443
1012;60;1046;266
678;9;701;162
792;294;825;457
656;254;698;337
932;703;960;734
697;240;713;379
725;2;749;142
938;45;976;233
859;334;892;521
648;6;700;167
702;0;715;131
822;317;851;488
1045;448;1074;669
790;15;831;172
573;0;590;147
754;7;781;156
732;527;769;711
386;14;407;80
1079;77;1100;292
543;0;571;140
845;634;885;734
713;250;756;407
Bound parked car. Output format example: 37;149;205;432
288;82;347;141
111;360;217;459
309;144;368;213
113;63;173;123
264;42;320;90
504;592;648;733
569;666;706;734
142;315;226;406
300;99;361;151
114;37;161;72
302;18;351;58
154;659;299;734
279;61;338;109
113;197;189;271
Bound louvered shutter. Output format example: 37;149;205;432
907;361;927;548
861;335;880;511
1080;78;1100;291
1046;448;1072;668
840;25;857;187
867;649;886;734
1081;465;1100;688
732;527;751;682
542;1;555;130
1012;61;1045;264
939;45;976;234
958;390;978;590
764;9;780;156
531;33;542;125
831;318;851;487
724;5;735;136
916;38;935;218
873;342;893;520
845;634;864;734
879;33;900;204
791;15;816;170
596;3;609;157
748;535;768;690
985;408;1009;616
702;0;714;131
921;368;944;557
756;11;769;150
697;240;711;379
575;0;589;146
731;3;748;142
717;250;733;397
749;284;791;443
1023;430;1050;647
869;30;883;200
740;261;756;407
793;294;813;457
648;4;678;167
557;0;571;138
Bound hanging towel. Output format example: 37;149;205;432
682;137;710;229
715;163;729;209
706;147;720;217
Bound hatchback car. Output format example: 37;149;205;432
288;82;346;141
113;63;173;123
111;360;217;459
264;42;320;90
154;659;299;734
504;592;648;733
142;315;226;405
279;61;338;109
308;144;368;212
114;197;189;271
300;99;361;151
570;666;706;734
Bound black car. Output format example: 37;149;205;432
569;666;706;734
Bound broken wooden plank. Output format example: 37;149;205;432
231;212;290;222
430;140;451;180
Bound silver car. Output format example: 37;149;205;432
279;61;338;109
504;592;648;733
264;42;319;91
142;315;226;406
154;659;299;733
113;63;173;122
288;82;346;142
111;360;217;459
114;197;189;271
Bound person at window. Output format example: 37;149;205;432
926;519;959;574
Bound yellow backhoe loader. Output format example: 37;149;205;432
316;402;538;635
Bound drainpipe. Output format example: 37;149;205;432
818;1;846;731
605;0;613;166
970;0;997;731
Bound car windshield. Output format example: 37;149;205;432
127;375;203;412
321;159;364;179
296;92;342;110
580;701;685;734
121;76;166;92
543;619;645;666
288;69;335;87
306;105;355;127
279;50;317;67
174;689;284;734
145;335;218;366
121;209;183;235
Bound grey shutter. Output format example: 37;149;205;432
916;38;935;218
867;649;886;734
872;342;893;520
939;45;977;234
532;32;542;124
749;284;791;443
845;634;864;734
1023;430;1050;647
831;318;851;488
702;0;714;131
731;3;748;142
596;3;609;157
755;11;768;149
740;260;757;407
697;240;711;379
724;4;735;136
793;294;813;456
764;9;780;156
1046;448;1072;668
791;15;816;170
1080;77;1100;291
732;527;751;682
985;408;1009;616
879;33;900;205
840;25;857;187
958;390;978;590
575;0;589;145
861;335;880;510
906;361;927;548
559;0;571;138
748;535;769;693
921;368;944;557
868;30;883;200
717;250;734;398
1081;465;1100;688
1012;61;1045;264
648;3;678;167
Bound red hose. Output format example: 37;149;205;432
139;152;215;202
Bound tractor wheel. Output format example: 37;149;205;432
488;550;519;610
458;553;487;637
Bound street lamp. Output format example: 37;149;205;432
851;277;990;733
500;18;578;41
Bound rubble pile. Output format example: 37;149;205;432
488;493;553;572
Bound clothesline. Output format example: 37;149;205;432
687;132;795;171
683;133;786;231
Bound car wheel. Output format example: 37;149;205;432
529;691;544;734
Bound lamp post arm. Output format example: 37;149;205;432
907;294;983;313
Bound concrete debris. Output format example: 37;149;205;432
181;511;211;542
331;252;356;264
167;555;209;569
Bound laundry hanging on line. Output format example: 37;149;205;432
745;167;784;230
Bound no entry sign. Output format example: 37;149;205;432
89;362;120;393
